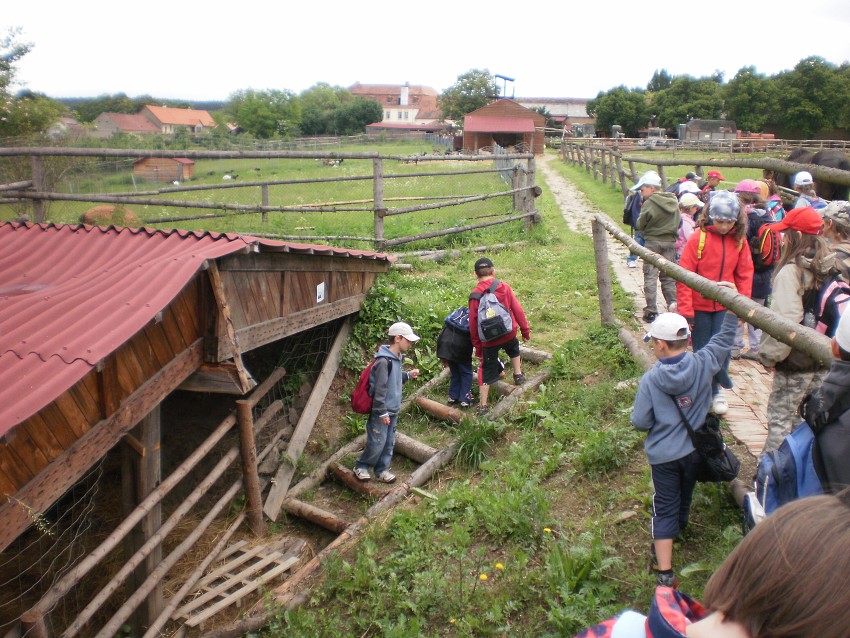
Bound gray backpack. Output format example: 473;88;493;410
470;279;513;342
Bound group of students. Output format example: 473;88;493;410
352;256;530;482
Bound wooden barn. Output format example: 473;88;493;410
462;99;546;155
133;157;195;182
0;222;393;636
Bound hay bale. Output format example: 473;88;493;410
80;205;141;227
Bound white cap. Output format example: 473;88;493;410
388;321;420;342
644;313;691;342
836;310;850;353
794;171;814;186
678;180;700;194
630;170;662;191
679;193;704;209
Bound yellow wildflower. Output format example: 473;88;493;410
479;573;488;581
495;563;504;570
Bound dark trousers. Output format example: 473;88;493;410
650;450;701;539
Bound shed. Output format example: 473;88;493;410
679;119;738;142
462;99;546;155
133;157;195;182
0;221;393;554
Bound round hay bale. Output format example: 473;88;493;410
80;205;141;227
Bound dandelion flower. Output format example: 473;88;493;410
450;618;456;624
495;563;504;570
479;573;488;581
544;528;552;534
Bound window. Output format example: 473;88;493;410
386;97;392;103
413;97;419;104
404;111;409;120
397;112;402;120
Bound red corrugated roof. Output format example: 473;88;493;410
463;115;536;134
0;223;392;434
143;105;217;128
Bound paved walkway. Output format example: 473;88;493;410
538;155;769;457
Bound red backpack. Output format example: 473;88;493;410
750;219;782;271
350;357;392;414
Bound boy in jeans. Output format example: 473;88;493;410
353;322;420;483
468;257;530;416
631;309;737;587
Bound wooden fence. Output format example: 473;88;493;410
561;140;850;198
0;147;540;250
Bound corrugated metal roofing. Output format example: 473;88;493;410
463;115;536;134
0;222;392;435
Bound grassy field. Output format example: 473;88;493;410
254;149;745;637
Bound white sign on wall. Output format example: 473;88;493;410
316;282;326;304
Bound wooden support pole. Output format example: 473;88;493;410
373;158;385;250
261;184;269;224
658;165;668;190
31;155;46;223
236;401;264;535
207;261;253;393
592;218;616;325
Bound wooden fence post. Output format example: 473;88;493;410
32;155;46;223
592;219;616;325
616;155;628;197
512;165;522;212
628;160;637;185
373;158;385;250
600;148;607;183
236;400;264;536
525;157;536;230
658;165;668;189
261;184;269;224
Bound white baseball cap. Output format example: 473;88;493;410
388;321;420;342
630;170;662;191
678;180;700;194
644;313;691;342
679;193;704;209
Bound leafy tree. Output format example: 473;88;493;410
651;76;724;130
225;89;301;139
531;106;558;130
438;69;497;121
724;66;775;133
2;90;66;137
332;97;382;135
772;56;846;137
647;69;672;92
300;83;351;135
586;86;649;137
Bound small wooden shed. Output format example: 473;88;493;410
133;157;195;182
462;99;546;155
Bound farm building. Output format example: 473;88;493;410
93;113;161;138
515;97;594;128
0;222;393;635
139;105;217;135
678;119;738;142
133;157;196;182
462;99;546;155
349;82;441;125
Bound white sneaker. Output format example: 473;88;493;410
712;392;729;416
353;467;371;481
377;470;396;483
668;302;678;314
627;260;638;269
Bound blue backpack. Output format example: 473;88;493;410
444;306;470;333
745;421;824;530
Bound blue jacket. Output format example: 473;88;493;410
631;312;737;464
369;344;411;419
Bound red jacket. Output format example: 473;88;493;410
676;226;754;317
468;278;530;353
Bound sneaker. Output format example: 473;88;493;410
353;467;371;481
447;398;460;406
513;373;526;385
741;349;760;361
643;310;658;323
667;302;678;314
730;349;742;360
654;570;679;589
377;470;396;483
627;260;638;269
459;402;471;410
712;391;729;416
477;405;490;416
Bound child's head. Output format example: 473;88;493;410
833;307;850;361
387;321;420;352
644;313;691;354
706;169;725;188
822;200;850;242
474;256;495;278
630;170;662;199
733;179;764;207
794;170;816;193
703;490;850;638
678;192;703;217
703;190;745;238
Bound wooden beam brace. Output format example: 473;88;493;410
206;260;253;393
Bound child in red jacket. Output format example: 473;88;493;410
676;190;754;415
468;257;530;416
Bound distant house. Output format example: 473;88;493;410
462;99;546;155
133;157;195;182
140;105;217;135
349;82;442;127
515;97;594;129
93;112;160;138
678;119;737;142
46;116;84;140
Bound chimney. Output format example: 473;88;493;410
400;83;409;106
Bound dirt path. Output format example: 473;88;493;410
537;154;769;458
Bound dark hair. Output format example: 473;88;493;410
476;266;494;277
703;490;850;638
656;337;690;350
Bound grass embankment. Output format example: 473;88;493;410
261;151;744;637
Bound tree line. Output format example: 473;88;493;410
588;57;850;138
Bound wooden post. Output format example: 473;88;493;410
600;148;607;182
31;155;46;223
236;400;264;535
511;165;521;212
373;158;385;250
121;406;163;636
616;155;629;197
628;160;637;185
592;218;616;325
261;184;269;224
207;261;252;393
658;165;668;190
525;156;536;230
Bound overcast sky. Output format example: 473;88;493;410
7;0;850;103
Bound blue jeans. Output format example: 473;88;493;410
448;359;473;402
692;310;733;395
627;231;645;263
356;413;397;475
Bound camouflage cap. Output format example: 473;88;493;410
823;200;850;231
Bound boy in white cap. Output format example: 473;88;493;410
353;322;420;482
631;308;738;588
793;171;827;210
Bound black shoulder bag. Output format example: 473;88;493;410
670;397;740;483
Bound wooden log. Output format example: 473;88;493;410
519;345;553;363
414;396;463;423
617;321;654;372
489;371;549;421
236;401;264;536
489;380;516;397
328;464;385;498
400;367;449;412
282;498;349;534
592;218;616;325
393;432;437;464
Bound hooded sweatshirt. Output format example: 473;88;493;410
636;191;681;242
802;359;850;492
369;344;412;419
631;312;737;464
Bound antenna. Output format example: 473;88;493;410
494;74;515;99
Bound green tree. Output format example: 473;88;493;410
772;56;846;137
647;69;672;92
438;69;497;121
531;106;558;130
724;66;775;133
332;97;382;135
651;76;724;130
300;83;351;135
226;89;301;139
586;86;649;137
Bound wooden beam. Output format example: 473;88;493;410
206;261;253;393
221;296;364;360
218;253;389;274
263;319;351;521
0;339;204;554
281;498;348;534
178;363;257;394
